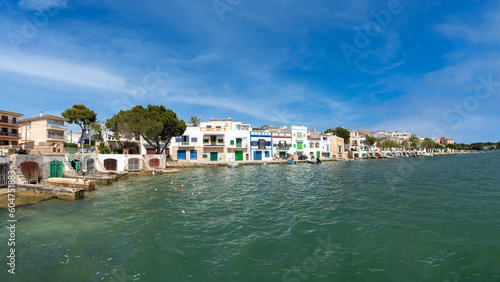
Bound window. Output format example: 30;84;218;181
217;138;224;144
258;139;266;149
203;154;207;158
176;137;182;143
251;141;258;146
203;138;209;144
297;132;302;138
191;137;197;143
265;151;270;157
293;144;296;148
230;140;235;145
207;125;212;130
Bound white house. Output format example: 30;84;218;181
280;125;308;158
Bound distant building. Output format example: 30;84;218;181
0;110;23;147
250;129;273;161
18;111;69;147
435;137;454;146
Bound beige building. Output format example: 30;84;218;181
435;137;454;146
0;110;23;146
328;134;347;159
19;111;69;147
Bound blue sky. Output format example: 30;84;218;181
1;0;499;143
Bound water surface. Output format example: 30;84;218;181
1;153;499;281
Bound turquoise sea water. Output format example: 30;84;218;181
1;152;500;281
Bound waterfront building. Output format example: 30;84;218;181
327;134;346;159
280;125;308;157
170;118;251;162
0;110;23;147
250;129;273;161
18;111;69;147
348;130;367;159
272;132;292;159
226;121;251;161
306;128;331;159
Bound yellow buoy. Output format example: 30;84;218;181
182;210;185;214
181;185;184;188
155;189;157;191
192;184;195;187
170;182;173;185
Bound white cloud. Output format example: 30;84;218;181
436;10;500;44
0;52;127;92
18;0;67;11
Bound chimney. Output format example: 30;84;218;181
39;111;43;116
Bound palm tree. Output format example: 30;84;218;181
189;115;202;127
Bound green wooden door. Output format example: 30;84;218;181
297;142;303;150
236;138;242;148
316;151;320;159
211;136;216;145
210;152;218;161
235;151;243;161
49;160;63;178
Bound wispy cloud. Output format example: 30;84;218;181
18;0;67;11
0;52;127;92
436;9;500;44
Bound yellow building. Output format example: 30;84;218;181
0;110;23;146
18;112;69;147
328;134;346;159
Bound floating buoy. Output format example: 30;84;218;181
192;184;195;187
155;189;157;191
170;182;173;185
177;185;180;187
182;210;185;214
181;185;184;188
191;193;194;195
189;179;191;181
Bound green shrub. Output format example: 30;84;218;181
63;142;78;148
98;143;110;154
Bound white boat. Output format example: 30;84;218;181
227;162;238;168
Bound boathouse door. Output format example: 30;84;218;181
0;164;7;188
190;150;197;160
104;159;117;171
149;158;160;169
210;152;218;161
21;161;39;183
86;159;95;174
49;160;63;178
254;151;262;161
235;151;243;161
128;158;140;171
177;150;186;160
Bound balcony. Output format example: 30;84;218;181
47;123;68;130
275;146;290;151
0;120;19;126
48;134;65;140
0;132;19;138
228;142;249;149
177;142;195;147
273;133;292;138
203;139;225;146
200;127;226;132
